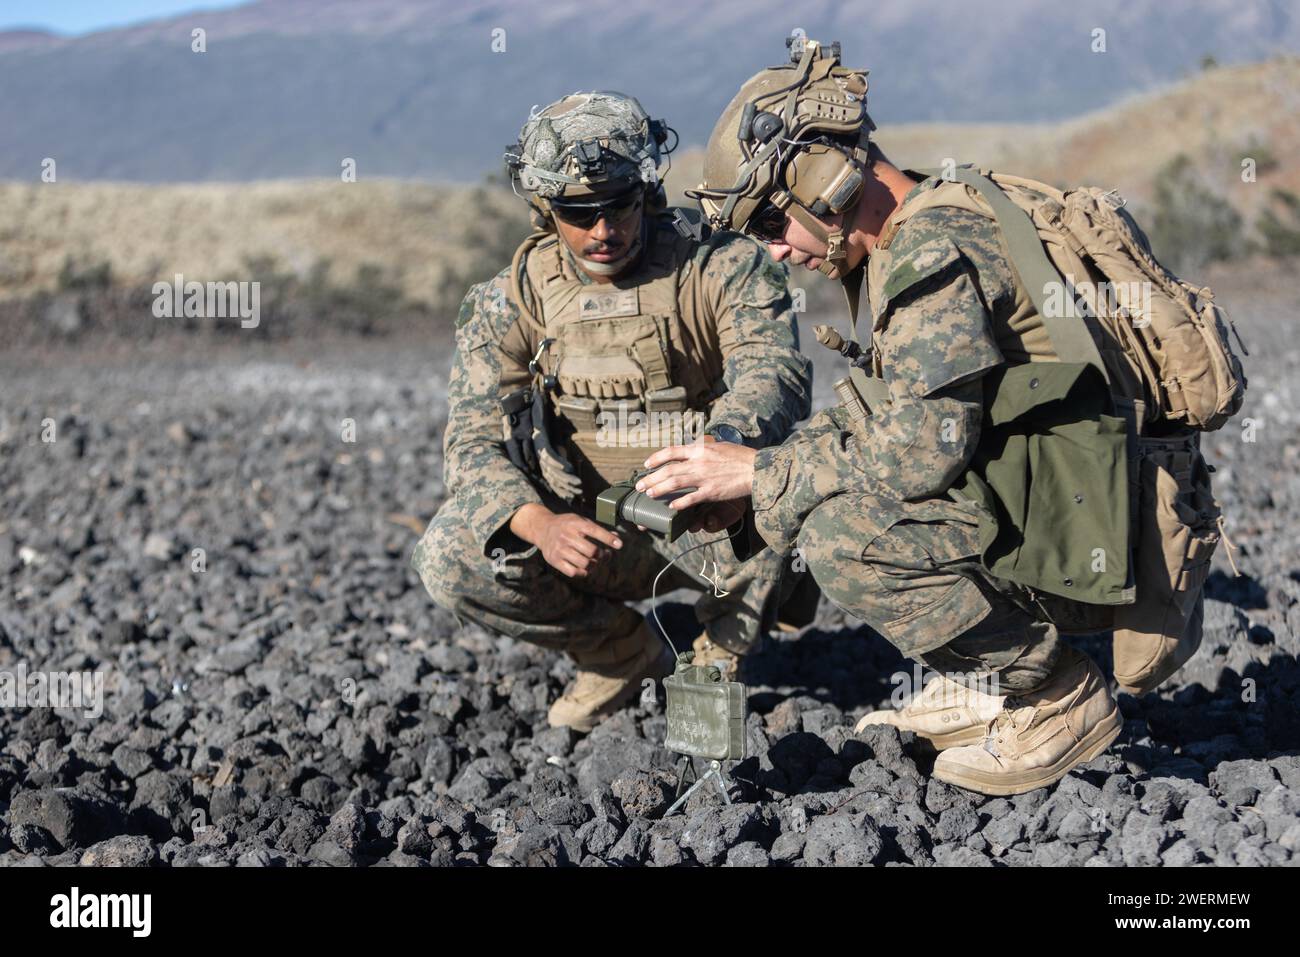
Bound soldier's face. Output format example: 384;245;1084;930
758;209;840;272
552;190;645;279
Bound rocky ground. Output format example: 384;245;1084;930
0;261;1298;867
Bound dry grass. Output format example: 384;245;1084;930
0;178;529;305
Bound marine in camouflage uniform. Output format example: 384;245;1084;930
645;37;1123;794
411;92;811;732
754;181;1078;688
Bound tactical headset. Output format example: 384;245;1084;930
689;37;873;278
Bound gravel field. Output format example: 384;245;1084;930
1;261;1297;867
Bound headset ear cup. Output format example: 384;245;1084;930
827;165;864;214
785;144;865;217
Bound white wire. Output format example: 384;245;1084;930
649;522;745;660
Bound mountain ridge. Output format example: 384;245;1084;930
3;0;1298;182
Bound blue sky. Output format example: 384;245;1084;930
0;1;250;35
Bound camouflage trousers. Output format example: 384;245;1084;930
411;493;793;658
798;491;1113;694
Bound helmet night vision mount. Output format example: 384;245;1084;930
687;36;874;279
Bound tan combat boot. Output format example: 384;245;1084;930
854;674;1005;750
547;619;674;733
932;646;1122;796
691;631;742;680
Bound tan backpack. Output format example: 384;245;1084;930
910;167;1249;431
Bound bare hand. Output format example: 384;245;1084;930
638;442;757;510
539;513;623;578
511;505;622;578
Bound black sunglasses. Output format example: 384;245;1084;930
550;189;643;228
747;200;789;243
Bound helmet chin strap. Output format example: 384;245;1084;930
784;203;851;280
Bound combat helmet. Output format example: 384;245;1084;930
505;91;676;225
687;36;873;278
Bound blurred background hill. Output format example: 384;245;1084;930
2;0;1298;182
1;0;1298;340
2;54;1298;335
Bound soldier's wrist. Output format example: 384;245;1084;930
509;502;555;547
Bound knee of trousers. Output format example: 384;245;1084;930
798;494;993;658
409;500;486;613
409;497;599;640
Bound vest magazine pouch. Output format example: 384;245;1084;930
565;397;700;499
630;329;672;392
553;313;668;399
645;385;687;413
555;395;599;432
598;397;641;417
1111;435;1221;694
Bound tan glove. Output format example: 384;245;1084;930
535;433;583;501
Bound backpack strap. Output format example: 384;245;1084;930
915;167;1111;385
842;265;892;413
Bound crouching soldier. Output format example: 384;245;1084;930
411;92;812;732
643;38;1244;794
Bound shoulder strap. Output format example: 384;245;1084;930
842;266;892;413
509;230;555;340
914;167;1110;384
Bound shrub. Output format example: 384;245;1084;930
1256;188;1300;258
1147;154;1243;273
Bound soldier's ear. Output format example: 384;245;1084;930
529;207;553;231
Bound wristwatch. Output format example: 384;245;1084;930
706;423;746;446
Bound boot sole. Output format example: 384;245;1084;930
933;705;1123;796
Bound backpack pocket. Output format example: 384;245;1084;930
1111;435;1220;693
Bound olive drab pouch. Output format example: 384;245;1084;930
951;361;1133;607
1111;435;1223;694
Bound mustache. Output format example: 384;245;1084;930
583;240;624;255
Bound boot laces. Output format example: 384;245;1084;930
983;695;1036;756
